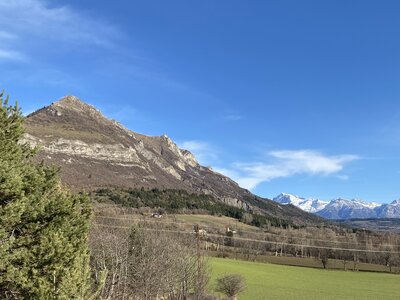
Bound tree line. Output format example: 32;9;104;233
93;187;294;229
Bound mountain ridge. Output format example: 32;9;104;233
23;96;323;225
273;193;400;219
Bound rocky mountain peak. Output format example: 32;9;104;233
55;95;83;105
22;96;324;226
160;134;174;146
52;95;104;117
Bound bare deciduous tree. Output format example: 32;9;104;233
90;224;210;299
215;274;246;300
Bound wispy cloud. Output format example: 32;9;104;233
223;114;244;121
0;0;120;62
217;150;359;190
179;140;219;166
0;49;27;61
0;31;17;40
0;0;222;102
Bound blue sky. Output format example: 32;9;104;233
1;0;400;203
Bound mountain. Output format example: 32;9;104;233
273;193;328;213
316;198;379;219
23;96;322;225
273;193;400;219
374;200;400;218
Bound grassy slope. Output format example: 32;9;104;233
174;214;260;231
210;258;400;300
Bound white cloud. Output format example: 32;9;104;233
0;0;207;96
0;0;221;98
179;140;219;166
0;0;120;62
212;167;240;179
218;150;359;190
269;150;358;174
0;49;27;61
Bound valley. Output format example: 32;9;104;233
93;197;400;274
91;199;400;299
337;218;400;233
25;97;400;278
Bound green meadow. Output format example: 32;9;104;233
210;258;400;300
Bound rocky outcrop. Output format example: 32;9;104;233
24;96;243;199
24;134;143;165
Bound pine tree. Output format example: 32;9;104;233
0;91;93;299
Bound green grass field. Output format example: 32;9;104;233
208;251;397;273
174;214;259;231
210;258;400;300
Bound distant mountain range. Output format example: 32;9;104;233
273;193;400;219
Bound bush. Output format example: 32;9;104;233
215;274;246;300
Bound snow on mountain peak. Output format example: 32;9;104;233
390;199;400;205
272;193;400;219
273;193;328;213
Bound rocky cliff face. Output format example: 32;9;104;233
24;96;250;208
23;96;322;224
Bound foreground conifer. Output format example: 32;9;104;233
0;92;92;299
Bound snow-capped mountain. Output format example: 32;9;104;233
317;198;379;219
374;200;400;218
273;193;328;213
272;193;400;220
